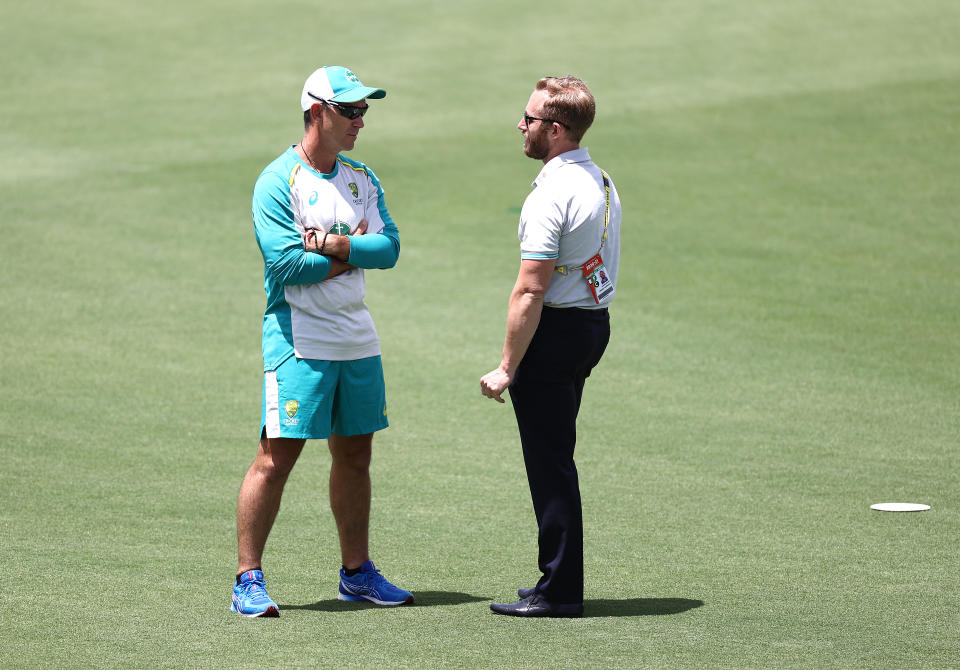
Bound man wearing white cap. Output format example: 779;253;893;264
232;66;412;617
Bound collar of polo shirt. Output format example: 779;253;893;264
533;147;592;187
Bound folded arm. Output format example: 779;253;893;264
313;217;400;270
254;172;349;284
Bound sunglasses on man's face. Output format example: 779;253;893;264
522;112;569;129
307;92;369;119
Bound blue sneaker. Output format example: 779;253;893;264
231;569;280;617
338;560;414;606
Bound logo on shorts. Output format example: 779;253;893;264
330;220;351;235
285;400;300;418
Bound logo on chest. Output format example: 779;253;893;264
348;182;363;205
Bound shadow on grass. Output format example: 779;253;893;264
582;597;704;618
280;590;490;612
281;594;702;617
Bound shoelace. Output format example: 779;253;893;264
240;580;268;598
364;568;387;586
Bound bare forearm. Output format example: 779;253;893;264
303;219;394;274
319;232;352;262
324;231;399;269
499;287;544;376
325;258;354;279
480;258;553;403
303;230;356;279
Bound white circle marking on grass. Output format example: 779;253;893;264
870;502;930;512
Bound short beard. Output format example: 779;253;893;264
523;127;550;160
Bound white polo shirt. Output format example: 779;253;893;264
519;148;622;309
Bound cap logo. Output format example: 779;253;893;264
343;70;361;85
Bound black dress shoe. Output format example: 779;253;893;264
517;587;535;599
490;594;583;618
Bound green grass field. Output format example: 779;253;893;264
2;1;958;668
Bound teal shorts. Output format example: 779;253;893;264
261;355;389;439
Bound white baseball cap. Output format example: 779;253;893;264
300;66;386;110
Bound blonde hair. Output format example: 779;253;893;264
535;76;596;142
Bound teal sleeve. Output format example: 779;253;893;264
346;182;400;269
347;218;400;269
253;170;332;285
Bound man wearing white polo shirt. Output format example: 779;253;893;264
481;75;622;618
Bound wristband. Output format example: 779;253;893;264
319;232;329;255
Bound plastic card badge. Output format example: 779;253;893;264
582;253;613;304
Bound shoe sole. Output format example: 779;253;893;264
232;602;280;617
338;590;414;606
490;600;583;618
490;606;582;618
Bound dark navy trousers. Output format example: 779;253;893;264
508;305;610;605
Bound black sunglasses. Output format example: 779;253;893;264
307;92;368;119
522;111;569;129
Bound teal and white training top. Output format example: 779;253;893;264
253;146;400;370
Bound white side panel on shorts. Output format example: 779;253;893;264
264;370;281;438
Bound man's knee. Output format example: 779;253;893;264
253;437;304;479
329;434;372;471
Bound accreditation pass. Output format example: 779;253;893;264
581;253;614;304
